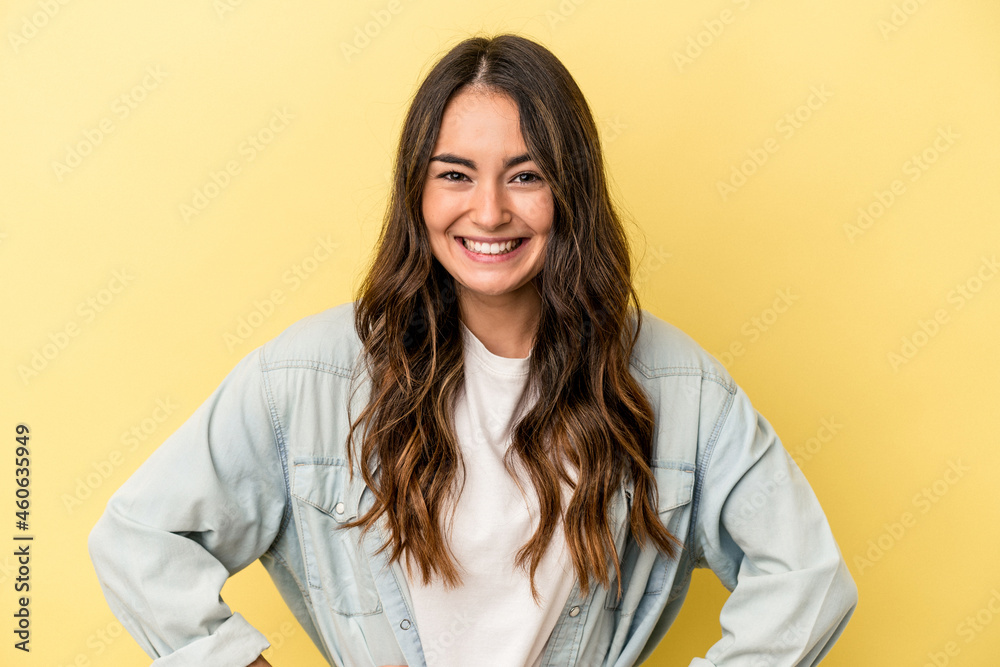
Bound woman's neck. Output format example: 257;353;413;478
457;288;540;360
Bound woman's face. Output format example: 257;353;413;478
421;88;554;311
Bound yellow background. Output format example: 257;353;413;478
2;0;998;665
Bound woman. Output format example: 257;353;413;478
89;34;857;666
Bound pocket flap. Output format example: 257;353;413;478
652;465;695;513
291;462;365;524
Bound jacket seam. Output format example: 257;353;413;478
261;358;355;377
688;378;737;570
259;345;294;545
630;359;734;391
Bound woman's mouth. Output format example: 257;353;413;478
460;237;523;255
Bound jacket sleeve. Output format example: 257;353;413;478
88;346;287;666
689;384;858;666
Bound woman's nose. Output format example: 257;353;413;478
470;182;510;228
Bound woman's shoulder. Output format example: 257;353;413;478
630;310;742;466
257;300;363;372
253;303;735;388
630;308;736;393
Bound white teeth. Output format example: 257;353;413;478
462;238;522;255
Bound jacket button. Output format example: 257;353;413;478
569;606;580;617
400;619;412;630
334;502;346;514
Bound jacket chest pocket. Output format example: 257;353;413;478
606;464;694;609
645;465;694;596
291;461;383;617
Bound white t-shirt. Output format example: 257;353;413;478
404;320;577;667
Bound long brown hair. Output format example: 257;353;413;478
343;33;681;604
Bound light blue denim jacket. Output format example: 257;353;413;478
89;302;857;666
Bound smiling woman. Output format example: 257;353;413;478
88;33;857;667
422;88;554;358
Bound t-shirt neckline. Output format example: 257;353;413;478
459;319;531;377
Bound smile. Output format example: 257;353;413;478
460;238;523;255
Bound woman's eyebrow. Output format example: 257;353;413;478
429;153;532;170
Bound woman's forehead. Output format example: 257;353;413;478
442;88;518;123
434;90;526;156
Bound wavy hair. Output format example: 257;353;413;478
343;33;681;604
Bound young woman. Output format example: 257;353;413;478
89;34;857;667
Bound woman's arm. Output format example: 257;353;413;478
88;346;286;666
691;384;858;665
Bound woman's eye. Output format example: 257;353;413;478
513;172;543;184
435;171;542;184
